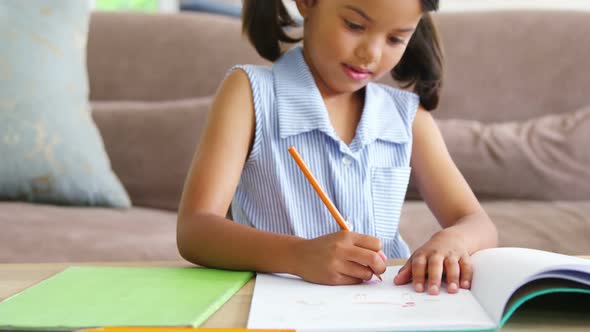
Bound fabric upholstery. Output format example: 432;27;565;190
0;1;130;207
399;200;590;255
91;98;211;210
3;198;588;263
87;11;268;101
0;202;181;263
408;105;590;200
379;10;590;122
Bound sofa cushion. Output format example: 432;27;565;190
0;2;130;207
0;202;181;263
399;200;590;256
91;98;211;210
87;11;267;101
408;105;590;200
427;11;590;122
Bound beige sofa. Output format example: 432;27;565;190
1;10;589;263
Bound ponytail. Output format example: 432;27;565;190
242;0;302;62
392;12;443;111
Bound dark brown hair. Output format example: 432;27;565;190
242;0;443;110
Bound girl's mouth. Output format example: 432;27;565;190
342;64;371;81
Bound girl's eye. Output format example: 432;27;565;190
344;19;364;31
388;36;405;45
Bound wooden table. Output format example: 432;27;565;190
0;259;588;331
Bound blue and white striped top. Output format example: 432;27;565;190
230;46;420;258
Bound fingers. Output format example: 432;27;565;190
377;250;388;262
314;260;371;285
459;254;473;289
444;255;461;294
339;260;375;283
346;247;387;276
351;233;382;252
411;255;427;293
322;271;364;285
394;251;473;295
346;233;386;279
401;253;452;295
335;275;365;285
426;254;444;295
393;260;412;285
421;253;471;295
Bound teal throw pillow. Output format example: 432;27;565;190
0;2;131;207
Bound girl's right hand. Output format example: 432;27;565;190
292;231;387;285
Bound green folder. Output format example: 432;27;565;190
0;266;253;330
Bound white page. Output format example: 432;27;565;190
248;266;494;331
470;247;590;325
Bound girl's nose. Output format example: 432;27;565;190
355;38;382;65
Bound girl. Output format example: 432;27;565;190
177;0;498;295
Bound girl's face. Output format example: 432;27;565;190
296;0;423;97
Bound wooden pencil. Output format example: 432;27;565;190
288;146;350;231
287;146;383;281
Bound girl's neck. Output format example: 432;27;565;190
324;88;365;146
312;76;366;116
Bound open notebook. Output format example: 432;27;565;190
248;247;590;331
0;266;253;331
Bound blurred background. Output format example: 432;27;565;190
89;0;590;14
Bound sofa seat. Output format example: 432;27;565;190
0;202;181;263
3;199;588;264
400;200;590;255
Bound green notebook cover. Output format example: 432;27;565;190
0;266;253;330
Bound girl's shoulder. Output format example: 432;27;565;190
226;64;274;86
225;64;277;106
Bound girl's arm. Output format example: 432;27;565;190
410;107;498;251
176;70;386;284
394;106;498;294
177;69;301;274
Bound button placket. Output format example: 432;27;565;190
342;155;353;166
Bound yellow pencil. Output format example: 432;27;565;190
287;146;383;281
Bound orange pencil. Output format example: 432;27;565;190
288;146;350;231
287;146;383;281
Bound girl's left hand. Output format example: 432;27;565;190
393;229;473;295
